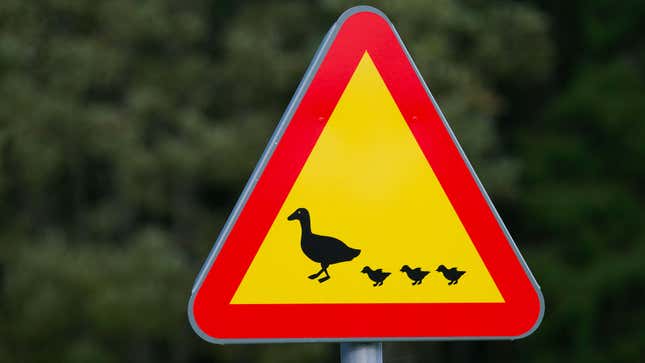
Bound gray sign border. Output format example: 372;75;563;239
187;5;544;344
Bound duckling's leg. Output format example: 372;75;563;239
318;264;330;283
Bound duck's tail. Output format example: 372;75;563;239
349;248;361;260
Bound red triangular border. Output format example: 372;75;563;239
189;6;543;343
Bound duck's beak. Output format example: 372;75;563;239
287;210;298;220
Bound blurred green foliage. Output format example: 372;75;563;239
0;0;642;362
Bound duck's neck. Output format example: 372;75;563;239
298;217;312;236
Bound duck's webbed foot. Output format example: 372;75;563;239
308;272;321;279
314;265;330;283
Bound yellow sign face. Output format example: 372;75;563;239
231;52;503;304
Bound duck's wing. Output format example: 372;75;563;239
307;235;352;262
310;234;360;263
375;268;383;273
412;267;422;273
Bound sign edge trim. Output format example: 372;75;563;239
187;5;544;344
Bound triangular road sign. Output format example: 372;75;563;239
188;6;544;343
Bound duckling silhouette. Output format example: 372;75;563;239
288;208;360;283
436;265;466;285
361;266;390;287
400;265;430;285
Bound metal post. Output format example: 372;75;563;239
340;342;383;363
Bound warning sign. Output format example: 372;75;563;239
189;6;543;343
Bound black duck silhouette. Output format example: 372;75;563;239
436;265;466;285
361;266;390;287
400;265;430;285
288;208;360;283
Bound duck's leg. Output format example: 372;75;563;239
317;264;330;283
308;266;324;280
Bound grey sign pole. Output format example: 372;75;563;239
340;342;383;363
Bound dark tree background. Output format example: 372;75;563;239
1;0;643;362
